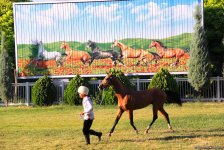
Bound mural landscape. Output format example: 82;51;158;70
14;0;201;78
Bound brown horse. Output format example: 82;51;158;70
60;42;90;64
112;40;160;66
149;40;185;66
98;74;180;136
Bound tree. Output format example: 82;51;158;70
188;5;211;92
0;31;13;106
64;75;89;105
148;68;181;105
0;0;30;68
204;0;224;76
32;75;56;106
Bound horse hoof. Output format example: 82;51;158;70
108;133;112;137
144;130;148;134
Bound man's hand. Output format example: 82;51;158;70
80;112;84;115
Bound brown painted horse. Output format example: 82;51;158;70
98;74;179;136
60;42;90;64
149;40;185;66
112;40;160;66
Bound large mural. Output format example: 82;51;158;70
13;0;202;78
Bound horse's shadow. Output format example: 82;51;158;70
113;129;224;142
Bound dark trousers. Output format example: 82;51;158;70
82;119;101;144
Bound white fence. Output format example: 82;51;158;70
2;77;224;106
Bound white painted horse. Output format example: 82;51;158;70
36;41;64;67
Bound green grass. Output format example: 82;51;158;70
1;102;224;150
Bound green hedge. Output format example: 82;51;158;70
94;69;135;105
148;68;181;105
32;76;56;106
63;75;89;105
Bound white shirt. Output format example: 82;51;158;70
82;96;94;120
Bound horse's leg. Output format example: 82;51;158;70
171;57;179;66
89;58;94;66
109;107;124;136
136;58;141;66
111;57;116;66
81;59;85;65
142;57;148;66
145;106;158;134
158;107;173;131
117;58;125;66
128;110;138;134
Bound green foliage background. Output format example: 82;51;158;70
94;69;135;105
0;32;13;103
63;75;89;105
148;68;181;104
204;0;224;76
188;5;211;92
32;75;56;106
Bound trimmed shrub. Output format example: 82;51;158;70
32;75;56;106
148;68;181;105
93;86;117;105
94;69;135;105
109;68;135;89
64;75;89;105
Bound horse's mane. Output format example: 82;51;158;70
151;40;166;49
87;40;100;52
111;75;134;93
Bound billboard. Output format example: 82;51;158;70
13;0;202;79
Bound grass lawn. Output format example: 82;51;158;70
0;102;224;150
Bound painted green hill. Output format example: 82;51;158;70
17;33;192;59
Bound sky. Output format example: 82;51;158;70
14;0;202;44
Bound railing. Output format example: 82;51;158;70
2;77;224;106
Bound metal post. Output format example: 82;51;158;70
217;76;220;102
61;81;65;104
137;78;140;91
25;82;30;106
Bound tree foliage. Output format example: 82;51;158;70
0;0;30;68
188;5;211;91
94;69;135;105
63;75;89;105
32;75;56;106
0;31;13;105
148;68;181;104
108;68;135;90
204;0;224;76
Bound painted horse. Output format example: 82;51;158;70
98;73;182;136
60;42;90;65
112;40;160;66
86;40;124;66
35;40;64;67
149;40;185;66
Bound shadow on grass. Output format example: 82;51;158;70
114;129;224;142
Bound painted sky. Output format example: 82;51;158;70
14;0;202;44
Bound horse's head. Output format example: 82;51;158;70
111;40;118;49
98;74;114;90
149;40;157;48
60;42;68;49
86;40;97;50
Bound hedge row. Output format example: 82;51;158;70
31;68;180;106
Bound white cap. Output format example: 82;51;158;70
78;86;89;95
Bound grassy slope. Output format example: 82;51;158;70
0;102;224;150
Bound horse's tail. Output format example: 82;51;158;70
164;90;182;106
